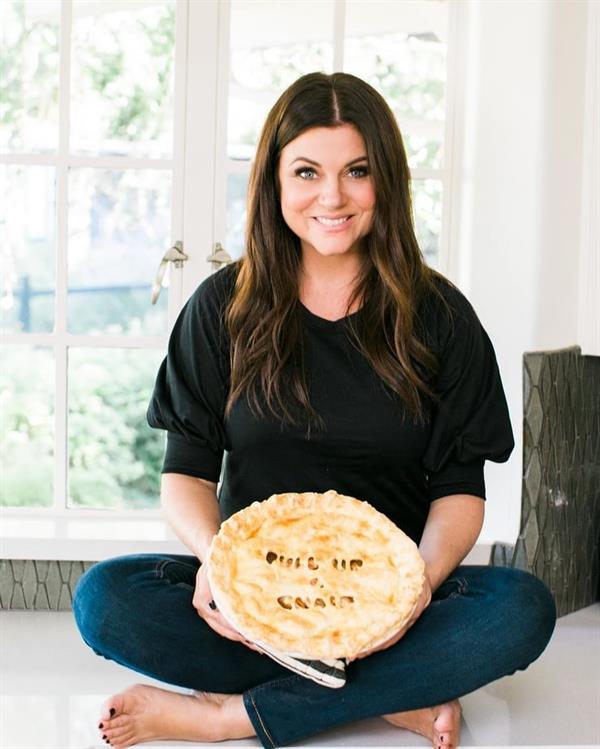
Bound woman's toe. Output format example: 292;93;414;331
111;733;136;749
100;714;130;732
104;725;130;740
100;693;125;721
105;728;134;748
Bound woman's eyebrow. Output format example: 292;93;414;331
289;156;368;167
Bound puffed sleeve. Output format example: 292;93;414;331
147;267;234;482
421;281;514;501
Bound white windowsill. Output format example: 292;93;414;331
0;511;189;561
1;508;494;564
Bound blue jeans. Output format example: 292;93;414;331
72;554;556;748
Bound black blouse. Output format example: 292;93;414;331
147;264;514;543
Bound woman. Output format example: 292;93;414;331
73;72;556;749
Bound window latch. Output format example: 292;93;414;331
207;242;232;269
151;241;188;304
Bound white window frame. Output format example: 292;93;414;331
1;0;222;560
2;0;462;561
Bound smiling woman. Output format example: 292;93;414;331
72;71;555;749
277;124;376;278
226;72;433;428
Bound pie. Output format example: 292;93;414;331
207;490;425;660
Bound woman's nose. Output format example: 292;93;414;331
318;177;345;207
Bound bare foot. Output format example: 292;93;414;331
383;700;461;749
96;683;255;748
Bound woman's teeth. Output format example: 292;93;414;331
315;216;351;226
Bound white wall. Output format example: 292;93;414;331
449;0;589;545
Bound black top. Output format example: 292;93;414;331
147;264;514;543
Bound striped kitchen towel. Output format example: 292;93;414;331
256;641;347;688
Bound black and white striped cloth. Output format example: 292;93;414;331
212;600;348;687
256;641;347;688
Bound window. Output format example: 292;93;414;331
1;0;189;558
221;0;451;268
1;0;456;559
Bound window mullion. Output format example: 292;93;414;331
164;0;191;323
411;167;445;181
441;0;465;283
54;0;73;512
180;0;221;302
212;0;231;271
333;0;346;71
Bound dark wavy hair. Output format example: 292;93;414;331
225;71;447;431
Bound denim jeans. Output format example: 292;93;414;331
72;554;556;748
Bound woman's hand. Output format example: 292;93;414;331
349;570;433;661
192;562;264;654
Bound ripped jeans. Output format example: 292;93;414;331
72;554;556;748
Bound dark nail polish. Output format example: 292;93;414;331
209;600;217;610
109;707;115;717
98;723;104;729
102;736;107;740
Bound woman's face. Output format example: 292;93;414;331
277;124;376;263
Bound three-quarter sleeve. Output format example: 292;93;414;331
421;283;514;501
147;269;233;482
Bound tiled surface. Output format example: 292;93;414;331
0;559;96;610
492;348;600;616
0;547;491;611
1;605;599;749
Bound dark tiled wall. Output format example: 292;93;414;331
492;347;600;617
0;559;95;610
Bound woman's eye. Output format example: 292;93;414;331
348;166;369;178
295;167;317;179
293;165;369;180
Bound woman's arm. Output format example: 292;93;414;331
354;493;484;659
418;493;485;592
161;472;259;646
160;473;221;561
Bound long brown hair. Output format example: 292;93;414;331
225;71;447;431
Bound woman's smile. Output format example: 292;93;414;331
312;214;355;230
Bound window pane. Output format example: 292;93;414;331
68;348;164;510
70;0;176;158
226;172;249;260
0;165;56;333
0;346;54;507
344;1;448;169
67;169;170;335
412;178;442;267
0;0;60;154
228;0;334;160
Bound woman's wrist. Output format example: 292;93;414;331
422;563;444;594
193;527;218;562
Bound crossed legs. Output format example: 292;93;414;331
73;555;556;749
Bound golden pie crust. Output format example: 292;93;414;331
207;490;425;659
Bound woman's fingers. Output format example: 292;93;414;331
194;581;259;649
204;612;244;641
350;575;434;661
192;564;213;614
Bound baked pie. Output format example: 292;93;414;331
207;490;426;660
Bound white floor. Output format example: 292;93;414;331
1;605;599;749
